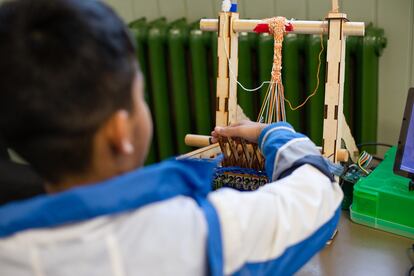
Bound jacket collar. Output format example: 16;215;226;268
0;158;218;238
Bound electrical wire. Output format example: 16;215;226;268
222;12;275;93
357;151;371;174
357;142;394;148
356;143;392;168
357;158;369;174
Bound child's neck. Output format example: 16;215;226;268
45;171;116;194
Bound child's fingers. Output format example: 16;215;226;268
212;121;266;143
215;126;244;138
211;130;219;143
229;120;252;127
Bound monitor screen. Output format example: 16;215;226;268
400;106;414;173
394;88;414;178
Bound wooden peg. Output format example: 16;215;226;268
336;149;349;162
185;134;212;148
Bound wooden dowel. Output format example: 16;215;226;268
336;149;349;162
185;134;212;148
200;19;365;36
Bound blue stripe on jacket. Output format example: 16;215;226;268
0;158;224;276
232;206;341;276
258;122;334;182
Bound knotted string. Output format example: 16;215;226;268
258;17;287;124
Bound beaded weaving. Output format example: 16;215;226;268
213;167;268;191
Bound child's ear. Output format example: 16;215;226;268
105;110;134;155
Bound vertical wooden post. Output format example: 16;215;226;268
228;13;239;124
215;11;239;127
322;12;348;163
331;0;339;12
216;12;231;127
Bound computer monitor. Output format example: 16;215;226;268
394;88;414;183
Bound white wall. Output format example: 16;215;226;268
375;0;413;149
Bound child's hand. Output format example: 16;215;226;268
211;120;267;143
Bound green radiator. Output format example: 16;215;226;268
129;19;387;164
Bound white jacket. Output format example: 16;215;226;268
0;122;343;276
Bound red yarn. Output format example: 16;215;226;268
253;23;269;33
253;22;294;34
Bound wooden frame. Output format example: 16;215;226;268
183;0;364;164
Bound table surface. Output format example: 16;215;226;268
297;211;414;276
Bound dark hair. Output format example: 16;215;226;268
0;0;137;183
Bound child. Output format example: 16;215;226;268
0;0;343;275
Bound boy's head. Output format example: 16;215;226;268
0;0;152;190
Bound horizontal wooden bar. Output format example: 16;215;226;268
178;144;221;159
200;19;364;36
179;142;347;161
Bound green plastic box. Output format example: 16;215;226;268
350;147;414;239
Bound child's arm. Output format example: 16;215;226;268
209;121;343;275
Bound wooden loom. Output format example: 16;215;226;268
182;0;365;167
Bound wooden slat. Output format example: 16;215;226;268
322;15;347;162
216;12;231;126
228;13;239;124
342;114;359;162
178;144;221;159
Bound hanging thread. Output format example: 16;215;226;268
284;34;324;111
222;15;324;114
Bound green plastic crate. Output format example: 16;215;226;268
350;147;414;239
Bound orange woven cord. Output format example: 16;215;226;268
257;17;287;124
268;17;286;83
